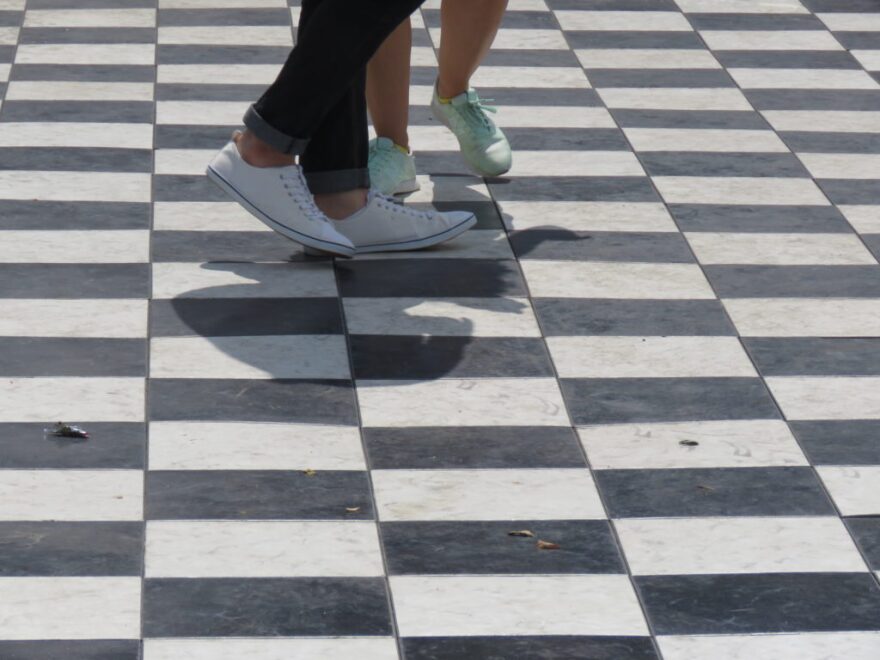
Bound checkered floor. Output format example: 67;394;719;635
1;0;880;658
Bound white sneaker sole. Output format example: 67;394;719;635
206;165;355;258
392;177;421;195
304;212;477;256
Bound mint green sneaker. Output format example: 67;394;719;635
431;84;512;177
368;137;420;196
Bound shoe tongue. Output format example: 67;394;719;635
452;89;479;106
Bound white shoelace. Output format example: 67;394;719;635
373;191;432;220
279;168;327;224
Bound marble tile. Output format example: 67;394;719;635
853;49;880;72
0;640;139;659
599;87;753;111
0;171;151;203
555;10;691;31
652;176;829;205
470;65;589;89
372;468;604;521
0;377;144;422
0;299;146;338
547;336;756;378
0;422;145;470
687;232;876;265
151;262;337;299
817;12;880;32
15;43;155;65
745;338;880;376
576;48;720;69
638;573;880;634
766;377;880;420
0;230;149;263
762;110;880;133
500;200;677;232
616;516;866;575
356;378;568;427
155;100;247;125
158;26;292;46
658;632;880;660
157;63;279;84
143;638;399;660
521;260;715;298
818;466;880;516
343;297;540;337
0;470;142;521
624;127;787;152
799;153;880;180
676;0;808;11
840;205;880;233
724;298;880;337
492;105;615;128
146;520;383;577
0;122;152;149
700;30;843;51
431;27;567;50
143;578;390;636
506;150;645;177
5;80;153;101
148;421;363;470
391;575;648;636
579;420;807;469
24;9;156;28
154;148;214;175
597;467;834;517
792;420;880;466
0;577;140;640
708;265;880;298
152;201;265;231
150;335;350;379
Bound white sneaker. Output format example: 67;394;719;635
329;190;476;254
206;140;355;258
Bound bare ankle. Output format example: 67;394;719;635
314;189;368;220
437;78;467;99
234;130;295;168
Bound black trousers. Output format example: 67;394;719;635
243;0;423;193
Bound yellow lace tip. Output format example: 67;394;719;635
393;143;410;155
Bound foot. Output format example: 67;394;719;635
206;140;356;258
368;137;420;196
431;82;512;177
325;190;476;254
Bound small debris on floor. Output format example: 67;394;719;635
46;422;89;439
679;439;699;447
536;540;561;550
696;484;715;492
302;468;317;477
345;506;361;513
508;530;535;538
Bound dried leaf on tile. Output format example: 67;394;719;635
508;530;535;538
536;540;561;550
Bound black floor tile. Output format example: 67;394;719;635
509;230;694;262
0;641;139;660
0;337;146;377
744;338;880;376
402;635;659;660
0;422;145;469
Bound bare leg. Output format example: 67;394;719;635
436;0;508;99
234;131;367;220
366;18;413;149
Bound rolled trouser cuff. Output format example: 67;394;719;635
304;168;371;194
243;105;310;155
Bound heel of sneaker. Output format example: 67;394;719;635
393;178;421;195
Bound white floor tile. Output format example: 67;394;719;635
158;0;288;6
0;171;151;203
0;299;147;338
547;336;756;378
700;30;842;51
659;632;880;660
469;66;589;89
153;201;266;231
501;200;677;232
686;232;875;265
724;298;880;337
156;100;248;125
372;468;605;521
144;638;399;660
616;517;866;575
157;63;280;85
357;378;569;427
817;13;880;32
579;420;807;470
158;26;292;46
599;87;753;111
798;153;880;180
555;10;692;31
391;575;648;636
576;49;720;69
853;50;880;72
24;8;155;27
676;0;808;12
15;43;155;65
766;377;880;420
818;466;880;516
762;110;880;133
624;127;788;153
839;205;880;234
729;68;879;90
521;260;715;299
154;148;215;175
0;230;150;263
343;297;541;337
0;577;140;640
0;470;143;521
150;335;350;379
653;176;828;205
148;421;364;471
0;122;152;149
493;105;616;129
146;521;384;577
432;27;568;50
403;175;490;203
151;262;338;299
0;378;144;422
